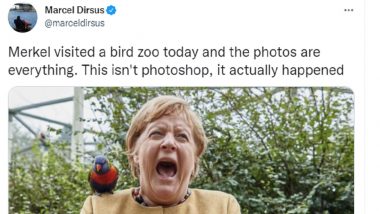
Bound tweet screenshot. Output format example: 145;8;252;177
2;0;365;213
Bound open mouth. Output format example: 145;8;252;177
156;161;177;178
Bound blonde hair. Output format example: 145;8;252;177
126;95;208;179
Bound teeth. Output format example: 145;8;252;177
156;161;177;177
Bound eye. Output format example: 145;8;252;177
176;133;189;142
149;130;163;139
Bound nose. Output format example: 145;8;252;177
160;134;177;152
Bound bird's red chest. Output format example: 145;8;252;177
90;166;118;185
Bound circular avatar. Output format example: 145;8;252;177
8;3;38;33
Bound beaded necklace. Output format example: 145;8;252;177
132;187;191;207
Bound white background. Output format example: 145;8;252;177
1;0;379;213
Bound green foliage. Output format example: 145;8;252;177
9;142;89;214
9;87;354;213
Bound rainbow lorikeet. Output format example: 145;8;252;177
88;155;119;195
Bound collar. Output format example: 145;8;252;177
132;187;191;207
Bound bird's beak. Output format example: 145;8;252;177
96;164;102;172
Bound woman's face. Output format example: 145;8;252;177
134;114;197;206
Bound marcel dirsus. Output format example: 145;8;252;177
45;6;105;14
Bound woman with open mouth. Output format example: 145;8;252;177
81;95;241;213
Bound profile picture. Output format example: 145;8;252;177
8;3;37;33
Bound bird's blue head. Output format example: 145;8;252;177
93;155;110;174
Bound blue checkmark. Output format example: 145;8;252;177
106;5;116;15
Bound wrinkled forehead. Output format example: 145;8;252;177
145;113;193;131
